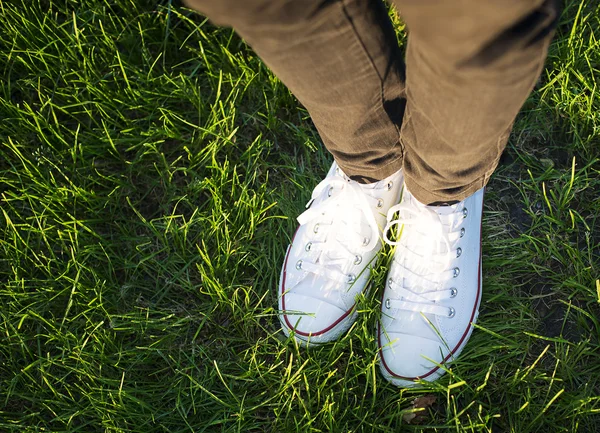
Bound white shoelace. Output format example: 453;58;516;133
383;198;465;317
295;174;382;284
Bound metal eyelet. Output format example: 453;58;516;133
328;186;334;197
296;260;303;270
460;227;465;238
313;224;319;234
450;287;458;298
347;274;356;284
453;267;460;277
354;255;362;265
305;242;312;252
447;307;456;318
388;278;393;286
387;181;393;190
385;299;391;309
456;247;462;258
377;198;384;208
462;207;468;218
362;237;370;246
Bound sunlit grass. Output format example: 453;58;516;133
1;0;599;432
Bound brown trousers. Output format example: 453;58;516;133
184;0;559;204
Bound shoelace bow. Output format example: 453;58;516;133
295;174;382;284
382;199;464;317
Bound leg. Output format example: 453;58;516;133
397;0;561;204
379;0;560;386
184;0;408;343
183;0;406;181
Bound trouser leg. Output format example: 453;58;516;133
183;0;406;182
392;0;560;203
184;0;560;203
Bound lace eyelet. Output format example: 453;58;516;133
377;198;384;208
354;255;362;265
460;227;465;238
313;224;319;234
450;287;458;298
362;237;370;246
296;260;303;270
456;247;462;258
305;242;312;252
328;186;334;197
385;298;391;309
388;278;393;286
453;267;460;277
347;274;356;284
387;181;393;190
462;207;468;218
447;307;455;318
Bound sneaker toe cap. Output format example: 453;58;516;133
379;333;448;384
280;293;354;341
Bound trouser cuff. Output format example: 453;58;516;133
335;155;404;184
404;172;487;205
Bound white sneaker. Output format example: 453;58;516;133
279;162;403;345
378;186;484;387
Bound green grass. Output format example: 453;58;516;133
1;0;599;431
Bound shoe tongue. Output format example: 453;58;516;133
410;193;459;216
334;167;376;191
357;180;377;191
396;198;450;285
350;174;379;184
431;205;458;216
352;167;402;191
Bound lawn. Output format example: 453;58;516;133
1;0;599;432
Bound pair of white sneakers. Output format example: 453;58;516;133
278;162;483;387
